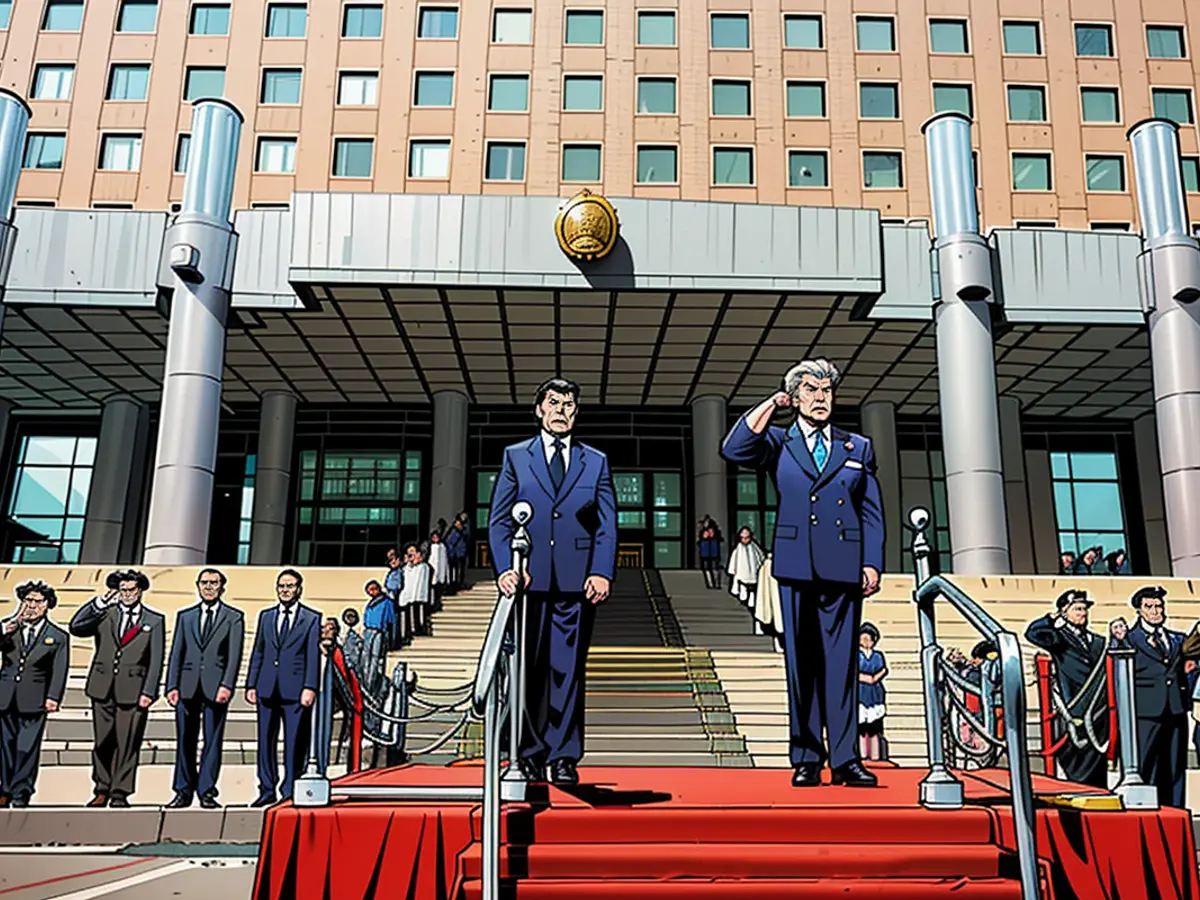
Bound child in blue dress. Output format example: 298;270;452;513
858;622;888;761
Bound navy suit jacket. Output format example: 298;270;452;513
721;417;884;584
488;435;617;592
1128;620;1189;719
246;605;321;703
166;602;245;702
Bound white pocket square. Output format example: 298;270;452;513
845;460;864;470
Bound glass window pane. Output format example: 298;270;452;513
783;15;821;49
13;516;65;540
565;10;603;44
0;0;12;28
1012;154;1051;191
493;9;531;43
562;144;601;181
486;142;525;180
339;73;378;106
262;69;301;104
856;17;894;51
75;438;96;466
1003;21;1040;54
475;508;489;530
333;138;373;177
22;437;76;466
1085;156;1124;191
636;146;677;183
185;67;225;101
1069;452;1118;480
713;148;753;185
788;152;828;188
1081;88;1118;123
653;473;680;507
190;4;230;34
863;152;902;188
786;82;824;117
637;11;674;45
489;75;529;111
712;81;750;116
1007;86;1045;121
654;510;681;536
42;0;84;31
342;4;382;37
405;451;421;471
860;83;898;118
933;84;972;116
1153;89;1194;125
33;65;74;100
64;517;84;540
930;19;967;53
23;134;65;170
764;510;776;544
402;507;420;525
1075;24;1112;56
418;7;457;38
710;13;749;49
12;468;69;516
1182;158;1200;193
1147;26;1185;58
477;471;497;505
930;451;945;478
932;481;948;525
1072;482;1124;532
257;138;297;174
410;140;450;178
654;541;682;569
637;78;675;114
415;71;454;106
68;467;91;515
735;473;758;505
1050;452;1070;478
1053;481;1076;530
563;75;602;111
267;3;306;37
614;473;643;506
109;65;151;101
118;0;158;32
617;510;646;529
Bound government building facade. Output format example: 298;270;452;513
1;0;1199;580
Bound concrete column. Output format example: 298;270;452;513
249;391;297;565
1128;118;1200;576
1024;449;1059;575
0;89;31;346
80;396;149;563
143;99;243;565
998;397;1036;573
922;112;1011;575
429;390;469;532
860;400;902;573
1133;411;1172;576
691;395;730;545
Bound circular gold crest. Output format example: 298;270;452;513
554;189;619;262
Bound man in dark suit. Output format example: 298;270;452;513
1025;589;1109;787
489;377;617;786
722;358;884;788
246;568;320;807
165;568;245;809
0;581;69;807
69;569;165;808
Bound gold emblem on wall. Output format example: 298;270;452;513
554;189;619;262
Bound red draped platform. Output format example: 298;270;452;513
253;763;1199;899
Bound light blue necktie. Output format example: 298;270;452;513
811;433;828;471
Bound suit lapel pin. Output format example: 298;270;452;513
142;624;151;631
843;440;854;451
44;638;54;644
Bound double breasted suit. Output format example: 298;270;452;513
1128;620;1190;807
489;434;617;764
721;417;884;770
69;600;166;800
0;620;69;802
166;601;245;800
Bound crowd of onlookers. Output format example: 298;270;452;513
1060;546;1132;576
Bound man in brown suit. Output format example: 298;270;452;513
69;570;165;808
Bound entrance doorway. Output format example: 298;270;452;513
612;471;684;569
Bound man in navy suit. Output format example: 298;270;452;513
489;377;617;786
165;568;245;808
246;569;320;806
722;358;884;788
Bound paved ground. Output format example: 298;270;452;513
0;851;257;899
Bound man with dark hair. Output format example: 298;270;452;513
0;581;69;807
445;518;468;590
246;568;320;807
489;376;617;786
164;568;244;808
70;570;165;807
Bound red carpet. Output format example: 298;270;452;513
253;763;1199;900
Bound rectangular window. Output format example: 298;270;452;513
636;145;676;184
713;147;753;185
1080;87;1119;123
863;151;902;188
637;77;675;114
712;80;751;116
236;454;256;564
32;64;74;100
1007;85;1047;121
99;134;142;171
488;74;529;112
1051;451;1128;565
414;71;454;106
1003;20;1041;54
184;66;225;101
637;10;674;46
493;8;531;43
783;14;822;49
1153;88;1194;124
5;436;98;565
564;9;602;45
174;133;190;173
710;13;749;49
107;64;150;101
117;0;157;32
266;2;306;37
0;0;10;28
1075;23;1113;56
1015;220;1056;228
409;139;450;178
562;144;601;181
1090;222;1130;231
418;6;457;38
563;74;602;111
261;69;302;104
1182;157;1199;193
1147;25;1185;58
190;3;229;34
332;137;373;177
257;136;297;173
342;3;381;37
788;150;828;188
785;81;825;117
485;141;525;181
860;82;899;118
338;71;378;106
933;83;972;116
1012;153;1051;191
1085;154;1125;192
856;16;895;51
23;133;65;169
42;0;84;31
929;18;968;53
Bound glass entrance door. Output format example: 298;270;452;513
612;471;683;568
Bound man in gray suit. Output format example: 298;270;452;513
0;581;69;807
70;570;165;808
165;568;245;809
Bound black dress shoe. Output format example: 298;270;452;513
516;758;545;783
165;792;193;809
792;763;822;787
109;796;131;808
830;761;878;787
10;796;29;809
199;795;220;810
548;760;579;786
250;794;277;808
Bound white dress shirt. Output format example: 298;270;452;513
199;600;222;636
399;562;432;606
276;602;298;636
795;418;831;460
541;430;571;474
21;617;46;650
119;604;142;636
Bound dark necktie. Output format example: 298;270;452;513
201;605;215;642
122;610;135;637
1152;631;1165;656
549;439;566;491
279;606;293;641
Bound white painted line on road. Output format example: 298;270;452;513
0;846;124;854
42;860;192;899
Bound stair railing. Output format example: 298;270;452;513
907;507;1039;900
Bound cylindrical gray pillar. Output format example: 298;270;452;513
0;398;12;461
998;397;1035;573
81;395;148;563
429;390;469;533
250;390;297;565
143;98;243;565
0;89;32;346
860;400;902;573
1133;414;1172;576
922;112;1010;575
1128;118;1200;576
691;395;729;548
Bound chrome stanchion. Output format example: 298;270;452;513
501;501;533;802
1109;620;1159;809
293;652;332;807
